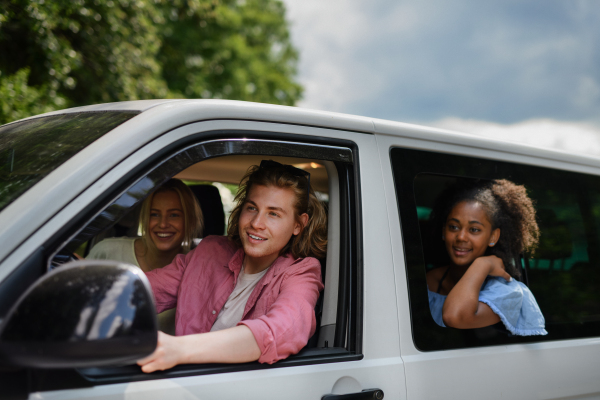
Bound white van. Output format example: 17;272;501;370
0;100;598;399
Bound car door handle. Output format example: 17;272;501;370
322;388;384;400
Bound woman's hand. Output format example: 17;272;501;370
475;255;512;282
137;331;184;373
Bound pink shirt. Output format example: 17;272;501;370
145;235;324;364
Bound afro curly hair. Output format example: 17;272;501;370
428;178;540;279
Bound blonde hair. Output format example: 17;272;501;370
227;163;328;259
139;179;203;253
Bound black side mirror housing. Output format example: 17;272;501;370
0;260;157;368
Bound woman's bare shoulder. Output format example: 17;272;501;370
426;266;448;292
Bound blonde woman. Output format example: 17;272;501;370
88;178;203;333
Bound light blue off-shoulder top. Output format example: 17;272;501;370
428;277;548;336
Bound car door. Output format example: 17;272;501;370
1;115;406;399
375;120;600;400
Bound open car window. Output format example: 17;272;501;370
37;132;361;388
391;147;600;351
73;154;332;259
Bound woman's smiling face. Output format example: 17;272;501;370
148;190;185;253
443;200;500;268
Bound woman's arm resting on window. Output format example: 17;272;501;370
137;327;261;373
443;256;510;328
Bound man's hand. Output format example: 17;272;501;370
137;331;183;373
136;326;261;373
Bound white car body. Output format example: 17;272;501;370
0;100;598;399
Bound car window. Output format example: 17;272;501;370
31;134;361;389
391;147;600;351
0;111;138;211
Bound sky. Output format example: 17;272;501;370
281;0;600;156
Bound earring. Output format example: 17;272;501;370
489;242;495;246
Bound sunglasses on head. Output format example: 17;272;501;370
259;160;311;212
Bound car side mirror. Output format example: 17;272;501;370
0;260;157;368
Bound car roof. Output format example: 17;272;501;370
1;99;599;271
12;98;600;196
29;99;599;169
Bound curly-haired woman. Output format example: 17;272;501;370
426;178;547;336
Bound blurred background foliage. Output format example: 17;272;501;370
0;0;302;124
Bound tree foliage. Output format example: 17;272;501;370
0;0;302;124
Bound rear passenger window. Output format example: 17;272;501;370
391;147;600;351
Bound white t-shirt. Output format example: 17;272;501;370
211;267;269;332
86;237;139;267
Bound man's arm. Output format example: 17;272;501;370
137;326;261;373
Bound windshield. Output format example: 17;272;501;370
0;111;139;211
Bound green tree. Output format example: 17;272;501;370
159;0;301;105
0;0;168;111
0;68;65;123
0;0;302;125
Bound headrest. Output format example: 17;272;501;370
189;184;226;237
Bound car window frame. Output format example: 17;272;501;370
390;146;600;352
21;128;363;389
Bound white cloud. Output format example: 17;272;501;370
280;1;600;162
431;118;600;157
283;0;385;112
282;0;600;125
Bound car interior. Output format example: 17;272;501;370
70;154;336;345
